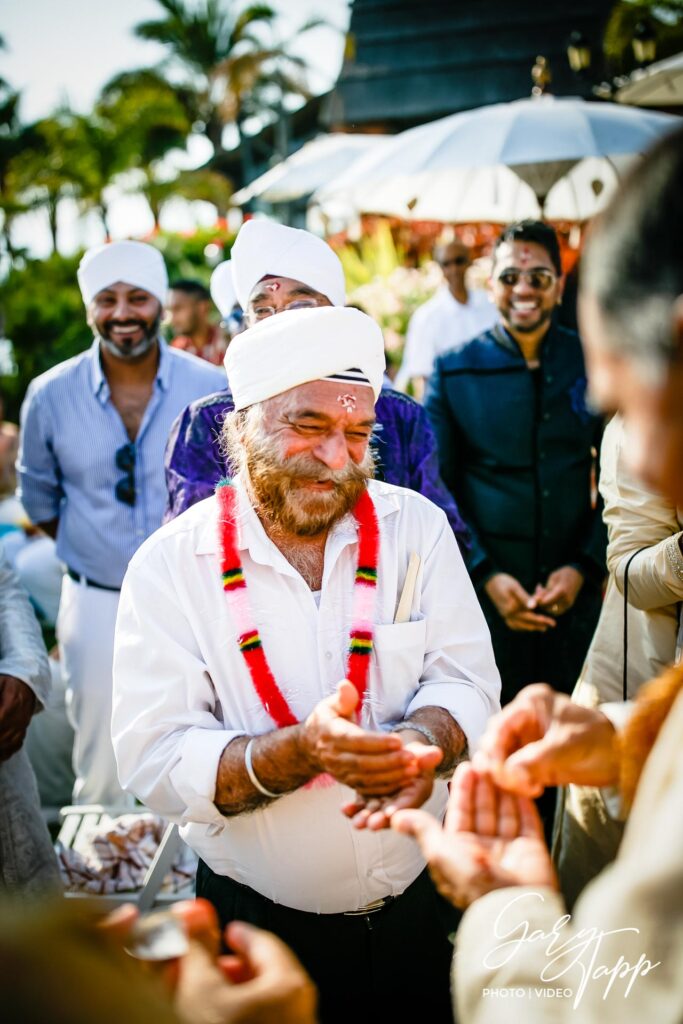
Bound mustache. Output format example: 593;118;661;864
276;451;370;485
105;319;148;329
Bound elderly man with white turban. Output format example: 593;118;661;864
18;240;225;805
112;304;501;1021
163;220;471;556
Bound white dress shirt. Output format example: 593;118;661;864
112;478;500;913
395;286;497;389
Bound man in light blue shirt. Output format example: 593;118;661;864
18;240;225;803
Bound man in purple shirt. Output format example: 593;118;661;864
164;221;469;549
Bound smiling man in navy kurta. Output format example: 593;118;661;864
426;221;605;705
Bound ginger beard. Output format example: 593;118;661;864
223;408;375;537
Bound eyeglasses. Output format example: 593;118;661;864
496;268;557;291
440;256;468;268
115;442;136;506
250;298;321;322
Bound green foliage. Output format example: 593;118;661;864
336;221;405;292
153;223;235;283
0;253;90;419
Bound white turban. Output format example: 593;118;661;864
210;260;238;318
77;241;168;307
230;220;346;311
225;306;385;411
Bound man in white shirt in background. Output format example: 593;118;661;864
395;238;497;399
113;305;500;1022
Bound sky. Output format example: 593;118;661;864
0;0;351;254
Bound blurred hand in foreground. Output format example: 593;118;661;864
103;899;318;1024
472;682;620;797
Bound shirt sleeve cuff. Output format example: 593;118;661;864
0;658;51;709
169;727;246;826
17;485;61;524
405;681;491;754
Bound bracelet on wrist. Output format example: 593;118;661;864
244;738;280;799
392;720;440;747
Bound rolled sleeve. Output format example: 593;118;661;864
0;545;51;707
406;680;490;752
17;384;63;523
170;727;246;826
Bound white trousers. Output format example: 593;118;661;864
57;574;133;806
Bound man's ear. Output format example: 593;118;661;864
555;274;566;305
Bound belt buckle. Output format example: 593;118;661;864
343;897;390;917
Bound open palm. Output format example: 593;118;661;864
392;762;557;909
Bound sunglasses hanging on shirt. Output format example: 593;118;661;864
115;442;136;506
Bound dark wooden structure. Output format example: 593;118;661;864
322;0;616;132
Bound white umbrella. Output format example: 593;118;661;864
314;96;677;220
232;134;390;206
616;51;683;108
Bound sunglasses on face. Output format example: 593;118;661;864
440;256;468;268
496;268;557;291
115;442;136;506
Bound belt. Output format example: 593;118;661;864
66;567;121;592
342;896;396;917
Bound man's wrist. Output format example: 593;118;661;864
392;720;439;747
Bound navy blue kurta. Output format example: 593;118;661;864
426;319;606;702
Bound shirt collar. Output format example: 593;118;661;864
88;336;170;403
195;475;397;559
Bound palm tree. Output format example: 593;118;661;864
212;15;329;169
131;0;277;174
0;41;26;261
95;69;193;228
6;112;78;254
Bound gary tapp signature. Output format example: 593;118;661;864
482;892;661;1009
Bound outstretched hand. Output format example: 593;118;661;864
392;762;557;909
472;683;619;796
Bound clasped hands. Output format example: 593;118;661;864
303;680;443;830
485;566;584;632
392;683;620;910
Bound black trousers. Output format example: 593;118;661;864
196;861;459;1024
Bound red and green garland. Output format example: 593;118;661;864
217;480;379;728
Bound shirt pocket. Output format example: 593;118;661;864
368;617;427;724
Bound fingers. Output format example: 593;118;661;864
444;761;476;833
391;807;443;851
226;920;304;976
506;577;533;606
473;773;498;836
497;789;521;839
517;794;546;839
329;679;360;719
324;720;403;753
506;610;557;631
403;743;443;772
475;696;546;770
99;903;139;942
171;898;221;957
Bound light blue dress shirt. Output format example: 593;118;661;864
18;338;225;588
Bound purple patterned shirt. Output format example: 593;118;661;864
164;387;470;551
